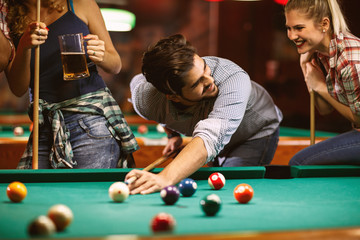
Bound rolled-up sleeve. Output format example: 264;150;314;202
193;60;252;163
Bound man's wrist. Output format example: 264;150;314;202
167;132;180;139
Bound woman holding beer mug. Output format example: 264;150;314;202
5;0;139;169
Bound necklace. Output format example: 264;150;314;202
48;0;65;13
26;0;65;23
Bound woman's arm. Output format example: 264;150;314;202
305;61;360;126
0;30;11;72
74;0;121;74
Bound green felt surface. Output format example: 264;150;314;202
0;167;360;239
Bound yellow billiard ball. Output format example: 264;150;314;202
7;181;27;203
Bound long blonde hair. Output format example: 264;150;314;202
285;0;349;35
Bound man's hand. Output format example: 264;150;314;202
162;136;183;156
125;169;171;195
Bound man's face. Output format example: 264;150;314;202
176;55;219;106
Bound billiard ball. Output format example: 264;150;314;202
13;126;24;136
208;172;226;190
200;193;222;216
47;204;73;231
108;182;129;202
178;178;197;197
6;181;27;203
137;124;148;134
150;212;176;233
156;124;165;133
28;215;56;237
160;185;180;205
234;183;254;204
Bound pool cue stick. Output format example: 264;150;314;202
125;150;178;185
32;0;41;169
310;90;315;145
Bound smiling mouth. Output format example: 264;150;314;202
203;83;214;94
294;39;306;48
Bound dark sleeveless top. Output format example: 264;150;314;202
24;1;106;103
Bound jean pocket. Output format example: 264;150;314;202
78;115;112;139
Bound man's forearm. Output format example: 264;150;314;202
159;137;208;185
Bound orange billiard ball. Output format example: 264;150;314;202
234;183;253;204
7;181;27;203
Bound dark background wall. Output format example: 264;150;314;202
1;0;359;133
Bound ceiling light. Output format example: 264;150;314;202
100;8;136;32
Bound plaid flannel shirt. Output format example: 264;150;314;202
17;88;139;169
318;32;360;116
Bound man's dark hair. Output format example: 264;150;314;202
142;34;197;95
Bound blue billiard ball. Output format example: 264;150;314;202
178;178;197;197
160;185;180;205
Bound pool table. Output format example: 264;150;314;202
0;113;338;169
1;166;360;239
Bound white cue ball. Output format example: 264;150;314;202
47;204;73;231
156;124;165;133
13;126;24;136
109;182;129;202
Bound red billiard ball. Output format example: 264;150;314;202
47;204;73;231
234;183;254;204
208;172;226;190
150;212;176;233
13;126;24;136
137;124;148;134
7;181;27;203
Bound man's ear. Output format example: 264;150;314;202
166;94;181;102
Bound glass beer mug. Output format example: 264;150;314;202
58;33;90;80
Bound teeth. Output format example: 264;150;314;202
295;40;304;46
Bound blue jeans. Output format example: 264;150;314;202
289;129;360;165
214;127;280;167
38;113;120;169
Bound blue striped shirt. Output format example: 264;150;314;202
130;57;282;163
